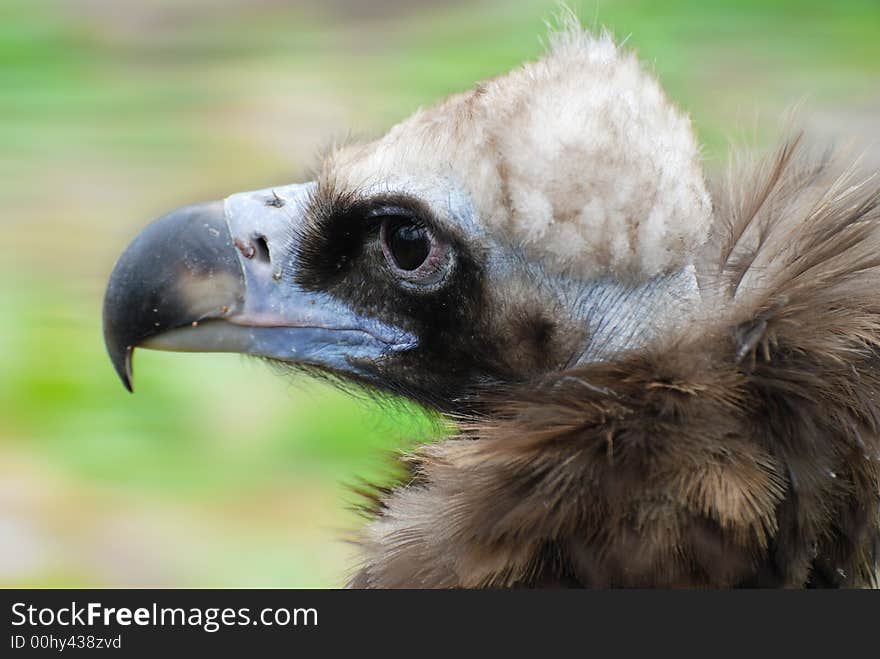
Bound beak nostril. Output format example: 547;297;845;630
253;234;271;263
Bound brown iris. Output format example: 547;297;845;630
379;216;449;284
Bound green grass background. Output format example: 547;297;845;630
1;0;878;586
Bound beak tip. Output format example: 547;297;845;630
102;200;238;394
121;349;134;393
109;344;135;393
102;200;245;394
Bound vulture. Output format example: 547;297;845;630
103;23;880;588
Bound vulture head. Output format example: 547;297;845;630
103;29;709;408
104;24;880;587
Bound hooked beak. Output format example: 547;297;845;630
102;183;416;392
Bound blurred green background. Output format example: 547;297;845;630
1;0;878;586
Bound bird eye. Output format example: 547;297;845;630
379;216;449;284
385;220;430;270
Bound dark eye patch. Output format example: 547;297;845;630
294;187;445;289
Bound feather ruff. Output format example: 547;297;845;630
350;136;880;588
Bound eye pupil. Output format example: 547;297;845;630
387;221;430;271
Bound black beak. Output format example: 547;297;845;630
102;183;416;392
102;201;242;390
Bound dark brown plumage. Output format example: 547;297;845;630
349;136;880;588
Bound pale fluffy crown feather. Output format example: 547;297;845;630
326;24;712;281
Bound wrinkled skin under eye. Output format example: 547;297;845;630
379;216;450;285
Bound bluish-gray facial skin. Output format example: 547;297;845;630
103;183;418;394
104;177;701;409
